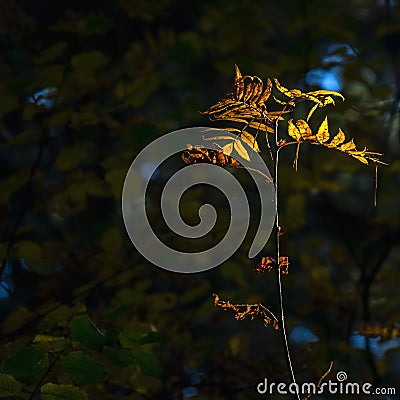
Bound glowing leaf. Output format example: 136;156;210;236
274;79;302;98
288;119;301;141
351;154;369;164
243;77;255;102
234;65;244;100
307;103;319;121
222;142;233;156
307;90;345;101
340;139;356;151
240;131;260;152
295;119;313;140
330;128;345;147
234;139;250;161
258;78;272;106
316;116;330;143
249;77;263;104
246;121;273;133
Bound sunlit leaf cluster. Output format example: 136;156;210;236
213;294;279;330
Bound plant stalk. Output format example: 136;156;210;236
273;120;300;399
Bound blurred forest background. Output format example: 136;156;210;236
0;0;399;399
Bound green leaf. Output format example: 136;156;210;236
0;374;23;398
70;51;108;70
139;332;163;345
102;347;135;367
56;144;86;171
34;42;68;64
40;383;88;400
61;351;107;385
1;347;48;382
133;351;162;378
69;315;106;349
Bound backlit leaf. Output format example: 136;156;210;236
234;64;244;100
295;119;313;140
340;139;356;151
240;131;260;151
288;119;301;141
307;103;319;121
307;90;345;101
316;116;330;143
330;128;346;147
248;121;275;133
233;139;250;161
351;154;369;164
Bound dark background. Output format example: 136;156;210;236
0;1;399;399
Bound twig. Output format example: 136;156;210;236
29;351;62;400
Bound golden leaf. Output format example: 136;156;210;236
248;121;275;133
307;103;319;121
243;77;255;102
255;257;275;273
240;131;260;152
234;139;250;161
274;78;291;97
307;90;345;101
340;139;356;151
295;119;314;140
329;128;345;147
351;154;369;164
234;64;244;100
258;78;272;106
222;142;233;156
248;77;263;104
316;116;330;143
288;119;301;141
277;139;287;147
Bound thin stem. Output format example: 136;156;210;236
273;121;299;399
29;351;62;400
